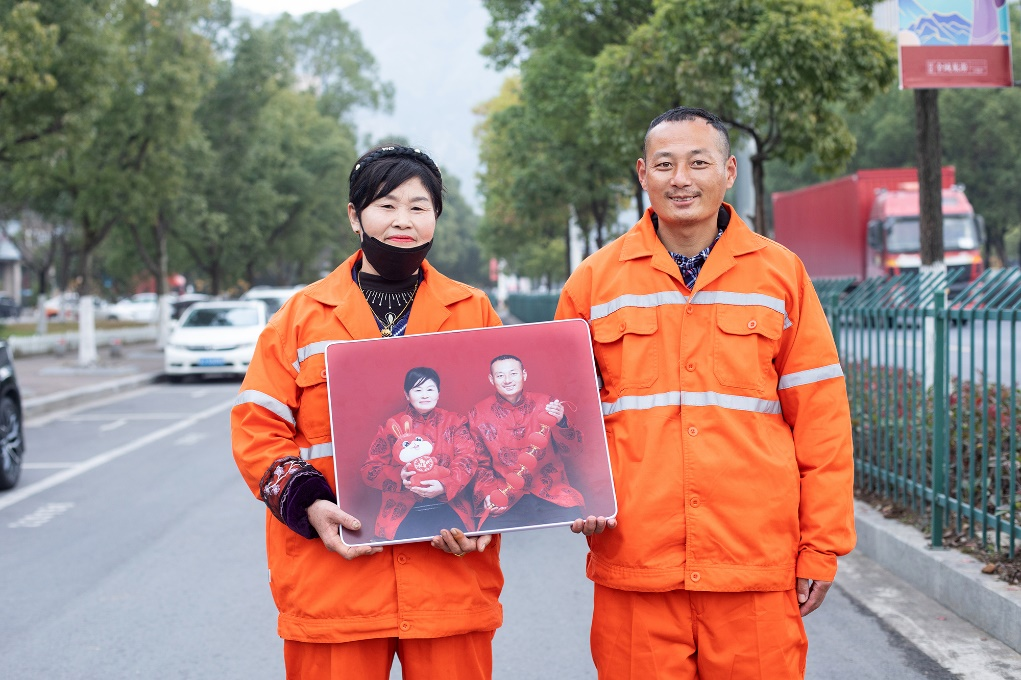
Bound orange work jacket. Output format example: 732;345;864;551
231;254;504;643
555;205;855;594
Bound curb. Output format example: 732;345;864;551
22;372;165;420
853;500;1021;654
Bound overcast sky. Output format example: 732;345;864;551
232;0;359;14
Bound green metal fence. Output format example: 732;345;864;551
831;267;1021;556
505;292;561;323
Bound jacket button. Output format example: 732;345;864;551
397;554;409;565
618;322;626;332
687;426;698;437
685;306;694;315
399;622;411;631
690;572;701;583
320;369;328;379
690;497;700;508
747;319;757;330
686;362;695;372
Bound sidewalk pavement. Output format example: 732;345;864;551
10;321;1021;658
14;340;166;420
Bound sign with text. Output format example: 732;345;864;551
898;0;1014;89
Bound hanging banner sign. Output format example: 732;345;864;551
899;0;1014;88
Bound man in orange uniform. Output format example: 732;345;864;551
556;107;855;679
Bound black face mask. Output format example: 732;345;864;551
360;235;432;281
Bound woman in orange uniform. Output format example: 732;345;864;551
231;146;503;680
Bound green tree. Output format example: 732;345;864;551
589;0;897;234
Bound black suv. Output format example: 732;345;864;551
0;340;25;490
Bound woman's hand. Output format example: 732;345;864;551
307;499;383;560
408;479;445;499
430;528;494;556
483;495;509;516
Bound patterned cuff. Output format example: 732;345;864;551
259;457;335;539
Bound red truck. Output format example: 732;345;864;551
771;167;985;292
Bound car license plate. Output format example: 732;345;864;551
198;357;226;366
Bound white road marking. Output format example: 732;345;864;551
99;419;127;432
174;432;207;446
190;389;209;398
62;413;195;421
8;502;75;528
23;462;77;470
0;398;234;512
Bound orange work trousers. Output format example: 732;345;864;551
284;631;494;680
591;584;807;680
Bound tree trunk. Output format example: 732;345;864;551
751;158;766;236
914;89;944;267
564;221;572;281
632;170;644;222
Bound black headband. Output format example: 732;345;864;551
348;145;442;192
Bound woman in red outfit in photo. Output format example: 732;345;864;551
361;366;479;540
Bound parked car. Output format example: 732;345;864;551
163;301;267;380
0;294;20;319
43;292;79;319
171;293;212;320
108;293;160;323
0;340;25;490
240;285;303;317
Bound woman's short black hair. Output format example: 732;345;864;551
404;366;440;394
349;145;444;221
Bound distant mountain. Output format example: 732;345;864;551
342;0;505;209
898;0;929;27
909;12;972;46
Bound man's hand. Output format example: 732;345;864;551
306;499;383;560
430;528;494;556
545;399;565;422
570;515;617;536
408;479;445;499
796;577;832;616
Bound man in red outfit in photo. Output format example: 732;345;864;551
468;355;585;530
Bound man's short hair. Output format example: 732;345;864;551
489;354;524;372
643;106;731;160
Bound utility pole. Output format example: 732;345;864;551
914;88;945;274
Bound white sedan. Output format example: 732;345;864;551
163;301;267;379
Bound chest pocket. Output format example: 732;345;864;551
295;353;332;440
590;307;659;391
713;306;783;392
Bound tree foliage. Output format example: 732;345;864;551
0;2;392;299
588;0;897;234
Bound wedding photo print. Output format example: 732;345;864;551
324;319;616;547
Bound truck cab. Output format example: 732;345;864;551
865;183;984;294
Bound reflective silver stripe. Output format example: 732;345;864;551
591;292;687;320
778;363;844;390
292;340;337;372
690;291;792;329
233;390;296;426
680;391;782;415
601;390;781;416
589;290;791;329
300;442;334;460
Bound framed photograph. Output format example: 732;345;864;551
324;318;616;547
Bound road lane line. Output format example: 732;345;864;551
99;419;127;432
23;463;77;469
0;397;234;512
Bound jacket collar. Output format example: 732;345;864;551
304;253;473;337
620;203;767;293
